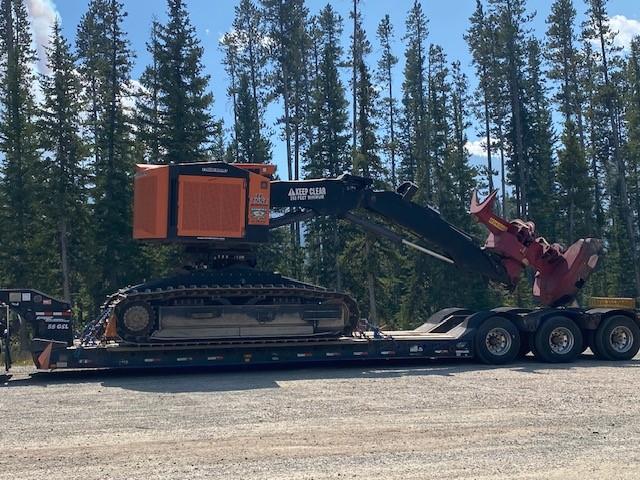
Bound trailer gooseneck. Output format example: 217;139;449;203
1;162;637;373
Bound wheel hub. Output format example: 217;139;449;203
610;326;633;353
548;327;574;355
485;327;512;356
123;305;151;332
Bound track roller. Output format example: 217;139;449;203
474;316;520;365
591;315;640;361
532;315;582;363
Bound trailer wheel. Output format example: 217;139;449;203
474;316;520;365
532;316;582;363
117;301;155;341
593;315;640;361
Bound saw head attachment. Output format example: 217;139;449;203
470;190;602;307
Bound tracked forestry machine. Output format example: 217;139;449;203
1;162;638;375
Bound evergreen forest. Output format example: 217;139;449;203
1;0;639;333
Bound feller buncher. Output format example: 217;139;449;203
1;162;637;374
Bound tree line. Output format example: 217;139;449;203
0;0;638;331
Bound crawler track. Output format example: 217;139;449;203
81;268;359;345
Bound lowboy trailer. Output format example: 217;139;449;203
2;290;638;374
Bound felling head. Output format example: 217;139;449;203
471;190;602;307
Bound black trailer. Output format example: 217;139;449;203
2;290;638;374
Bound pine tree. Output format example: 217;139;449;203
76;0;141;305
261;0;308;263
230;0;271;163
76;0;108;174
557;120;592;243
428;43;450;208
38;21;89;303
625;37;640;245
466;0;495;193
157;0;216;163
350;0;359;151
0;0;40;288
376;14;398;188
437;62;492;309
580;40;606;236
305;4;350;291
261;0;308;181
490;0;531;218
135;18;162;164
583;0;640;295
449;61;477;226
546;0;585;147
343;11;386;323
397;1;432;325
398;0;429;188
235;72;271;163
523;38;557;237
220;29;241;162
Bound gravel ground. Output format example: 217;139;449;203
1;355;640;480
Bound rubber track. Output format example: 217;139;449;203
84;283;359;345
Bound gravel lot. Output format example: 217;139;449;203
1;355;640;480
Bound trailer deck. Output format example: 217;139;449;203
36;328;475;371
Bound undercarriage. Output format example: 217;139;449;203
81;266;359;345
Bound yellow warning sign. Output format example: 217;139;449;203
587;297;636;309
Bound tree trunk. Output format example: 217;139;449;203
387;56;396;188
333;227;342;291
483;90;493;192
351;0;357;152
365;236;377;323
277;8;296;269
505;1;526;218
568;199;575;243
59;219;71;304
230;59;239;162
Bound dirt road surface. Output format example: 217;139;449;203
1;356;640;480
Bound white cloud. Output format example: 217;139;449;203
122;78;143;114
26;0;59;75
607;15;640;50
466;138;488;157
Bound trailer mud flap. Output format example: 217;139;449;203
35;342;53;369
31;339;68;370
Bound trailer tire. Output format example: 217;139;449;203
474;316;520;365
117;301;155;341
593;315;640;361
532;316;582;363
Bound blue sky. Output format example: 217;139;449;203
25;0;640;177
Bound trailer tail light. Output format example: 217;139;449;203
133;165;169;239
177;175;247;238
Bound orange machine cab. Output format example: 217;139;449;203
133;162;274;244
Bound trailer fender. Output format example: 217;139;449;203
490;307;532;332
584;308;638;330
415;307;475;333
465;310;520;331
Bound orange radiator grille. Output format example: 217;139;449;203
133;165;169;239
177;175;246;238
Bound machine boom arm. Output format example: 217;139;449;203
270;174;601;306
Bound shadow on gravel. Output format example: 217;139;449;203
2;355;638;393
